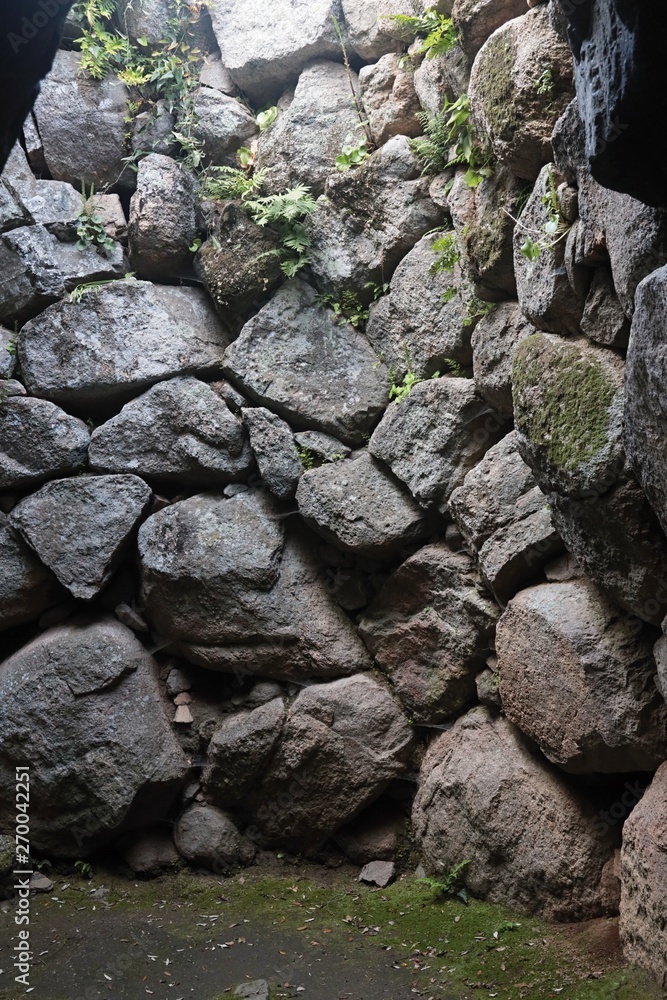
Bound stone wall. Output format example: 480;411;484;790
1;0;666;988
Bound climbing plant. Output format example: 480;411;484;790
412;95;494;187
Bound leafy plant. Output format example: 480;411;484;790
315;290;369;329
383;8;458;60
68;274;134;303
430;230;460;275
245;185;318;278
464;296;496;327
74;859;94;879
298;447;317;470
389;344;440;402
534;67;554;95
202;165;265;201
76;184;116;254
418;859;471;903
336;132;369;172
515;167;570;262
412;94;494;187
442;357;465;377
256;106;278;131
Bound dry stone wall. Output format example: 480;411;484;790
1;0;667;988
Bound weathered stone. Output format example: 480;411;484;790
208;0;344;104
257;61;362;196
203;698;286;808
128;154;198;280
0;617;188;857
335;799;407;864
3;144;85;228
359;55;421;147
118;829;180;876
0;517;64;632
293;431;350;462
620;763;667;991
92;193;128;245
223;279;389;446
414;45;471;118
296;452;428;557
0;326;17;380
19;279;231;412
359;544;498;723
174;804;256;871
513;332;626;499
11;475;152;602
130;99;176;159
369;377;509;514
497;580;667;773
242;407;302;500
234;981;269;1000
115;0;172;44
0;224;126;325
581;267;630;348
89;378;253;486
365;232;473;379
0;396;89;492
471;301;535;416
139;491;371;680
359;860;396;887
413;707;618;920
452;0;527;59
342;0;417;60
307;136;441;294
192;87;258;167
245;674;414;843
478;507;563;603
34;50;130;189
0;835;14;878
0;175;29;232
468;7;573;181
200;53;238;95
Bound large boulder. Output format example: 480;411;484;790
89;378;254;485
128;154;198;281
244;674;414;844
0;224;126;325
413;707;619;921
306;136;441;294
192;87;258;166
174;804;256;871
369;377;509;514
222;279;390;446
359;544;498;723
497;580;667;773
2;144;84;228
452;0;527;59
364;232;473;379
620;763;667;990
359;54;422;147
470;301;535;416
257;61;362;196
468;7;573;181
138;490;372;681
18;279;231;412
10;475;152;602
0;617;189;857
242;407;302;500
0;396;89;492
342;0;416;60
203;698;286;809
208;0;345;104
0;516;64;632
296;452;429;557
34;50;130;189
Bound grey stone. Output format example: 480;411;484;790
3;144;84;228
166;667;193;697
0;327;17;380
174;803;256;871
257;61;362;196
92;193;128;245
479;507;563;603
342;0;418;60
128;154;198;280
468;7;573;181
200;53;238;95
203;698;286;808
11;475;152;602
581;267;630;348
0;396;90;492
234;981;269;1000
118;829;180;876
0;175;29;232
34;50;130;189
475;667;501;708
365;232;473;379
0;617;189;856
89;378;254;485
497;580;667;773
369;377;509;514
192;87;258;166
296;452;428;556
139;491;371;681
115;0;172;44
131;100;177;158
359;544;498;723
242;407;302;500
412;707;619;921
335;800;407;864
19;279;231;412
471;301;536;416
0;518;64;632
359;55;422;146
359;860;396;887
223;279;390;446
452;0;527;59
0;224;126;325
307;136;442;294
293;431;351;462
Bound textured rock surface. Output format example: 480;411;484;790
0;396;89;492
243;407;302;500
128;154;198;280
19;279;231;411
342;0;415;60
0;617;188;856
174;804;255;871
257;61;362;195
139;491;371;680
223;280;390;445
370;377;508;513
0;517;64;632
359;54;422;146
11;475;152;601
192;87;258;166
497;580;667;773
471;302;535;416
203;698;286;809
296;453;428;556
452;0;526;59
468;7;573;180
245;674;414;843
89;378;253;485
359;545;498;722
413;707;618;921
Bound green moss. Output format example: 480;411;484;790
473;31;517;139
513;334;618;472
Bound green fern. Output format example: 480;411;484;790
412;94;494;186
383;9;458;59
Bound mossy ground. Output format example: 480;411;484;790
0;860;662;999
